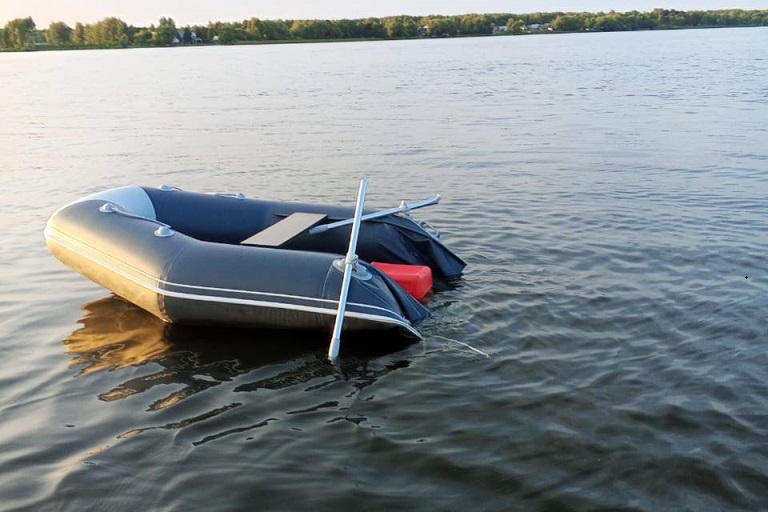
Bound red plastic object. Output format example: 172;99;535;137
372;262;433;301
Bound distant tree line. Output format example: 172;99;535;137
2;9;768;50
544;8;768;32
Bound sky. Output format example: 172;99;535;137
1;0;766;28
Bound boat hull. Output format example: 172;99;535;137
44;186;457;338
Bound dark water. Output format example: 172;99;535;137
1;28;766;511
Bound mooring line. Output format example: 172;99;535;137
432;335;491;358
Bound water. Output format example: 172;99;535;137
1;28;767;511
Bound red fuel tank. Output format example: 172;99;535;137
371;262;433;302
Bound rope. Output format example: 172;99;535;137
432;335;491;358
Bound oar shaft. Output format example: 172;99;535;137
309;194;441;235
328;179;369;361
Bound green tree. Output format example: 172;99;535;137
46;21;72;45
244;17;263;39
153;17;177;45
382;17;403;38
506;18;525;34
78;17;127;45
290;20;342;39
82;24;97;44
425;17;459;36
358;18;386;38
72;22;85;44
459;14;493;35
3;17;36;48
334;19;361;38
596;12;624;31
206;21;227;41
260;20;290;40
218;24;249;44
133;29;152;44
382;16;418;38
550;14;584;32
98;17;127;44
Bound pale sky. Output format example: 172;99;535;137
1;0;766;28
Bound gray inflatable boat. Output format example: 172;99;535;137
45;186;465;339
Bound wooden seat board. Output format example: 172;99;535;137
240;212;327;247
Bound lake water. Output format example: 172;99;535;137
1;27;766;511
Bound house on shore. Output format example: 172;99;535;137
525;23;552;32
172;31;203;44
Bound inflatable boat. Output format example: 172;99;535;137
45;185;465;340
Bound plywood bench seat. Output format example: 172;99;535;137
240;212;327;247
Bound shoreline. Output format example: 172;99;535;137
1;24;764;54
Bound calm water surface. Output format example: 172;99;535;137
1;28;767;511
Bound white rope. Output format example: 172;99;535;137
432;335;491;358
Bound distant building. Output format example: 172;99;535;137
174;31;203;44
526;23;552;32
494;25;508;33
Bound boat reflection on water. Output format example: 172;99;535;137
65;296;173;376
63;296;416;412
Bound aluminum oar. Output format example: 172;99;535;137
328;179;369;361
309;194;441;235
